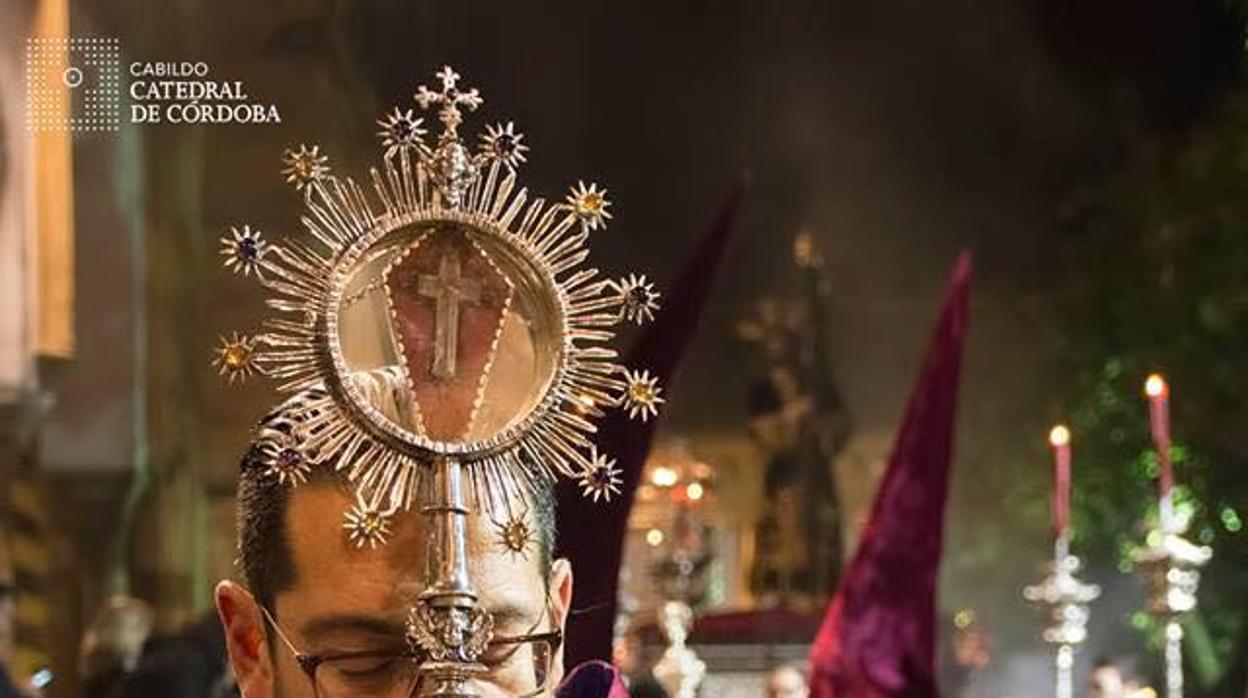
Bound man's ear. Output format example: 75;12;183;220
549;557;573;630
547;558;574;682
216;580;274;697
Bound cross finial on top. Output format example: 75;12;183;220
415;66;483;139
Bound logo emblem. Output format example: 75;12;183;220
25;37;120;132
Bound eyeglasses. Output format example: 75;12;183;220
261;604;562;698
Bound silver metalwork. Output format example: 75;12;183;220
212;332;262;384
621;369;664;421
416;66;484;208
1024;534;1100;698
1132;502;1212;698
215;66;665;695
578;448;622;502
652;601;706;698
280;144;328;190
614;274;661;325
417;248;483;379
405;457;494;695
220;225;268;278
216;62;667;520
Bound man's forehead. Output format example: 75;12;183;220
281;481;545;616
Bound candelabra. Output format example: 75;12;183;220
1024;536;1101;698
647;454;713;698
652;601;706;698
1132;505;1212;698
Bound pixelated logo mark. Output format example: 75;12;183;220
26;37;121;133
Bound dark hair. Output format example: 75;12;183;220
1092;656;1118;671
235;396;557;613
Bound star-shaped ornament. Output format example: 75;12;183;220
579;449;623;503
281;144;329;191
615;274;660;325
260;430;311;486
213;332;262;383
494;513;534;558
377;107;427;159
481;122;529;169
344;502;393;549
220;225;268;278
566;181;612;231
621;369;664;421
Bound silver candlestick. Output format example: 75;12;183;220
652;601;706;698
1024;534;1101;698
1132;502;1211;698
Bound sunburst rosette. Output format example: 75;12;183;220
257;427;313;486
344;499;395;549
213;332;268;383
220;225;269;278
281;144;329;191
376;107;428;159
480;122;528;170
613;273;661;325
579;448;622;503
493;511;534;559
214;66;665;541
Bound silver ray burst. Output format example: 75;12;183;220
216;65;664;538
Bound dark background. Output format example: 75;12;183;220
24;0;1247;695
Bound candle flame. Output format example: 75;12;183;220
1048;424;1071;447
1145;373;1168;398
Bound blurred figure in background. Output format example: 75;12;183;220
106;612;236;698
940;610;993;698
1089;657;1128;698
766;664;808;698
612;630;666;698
78;596;152;697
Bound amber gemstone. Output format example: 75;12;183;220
580;193;602;212
223;343;250;369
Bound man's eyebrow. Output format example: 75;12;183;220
297;602;537;642
299;613;407;640
486;602;534;629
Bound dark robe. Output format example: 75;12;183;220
557;661;631;698
0;665;22;698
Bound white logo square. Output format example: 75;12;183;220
26;37;121;132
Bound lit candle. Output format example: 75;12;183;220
1049;425;1072;537
1144;374;1172;502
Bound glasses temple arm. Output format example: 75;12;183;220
259;604;309;661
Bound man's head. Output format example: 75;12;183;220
765;664;808;698
216;434;573;697
1089;657;1126;698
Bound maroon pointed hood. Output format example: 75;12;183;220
558;177;747;667
809;252;972;698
